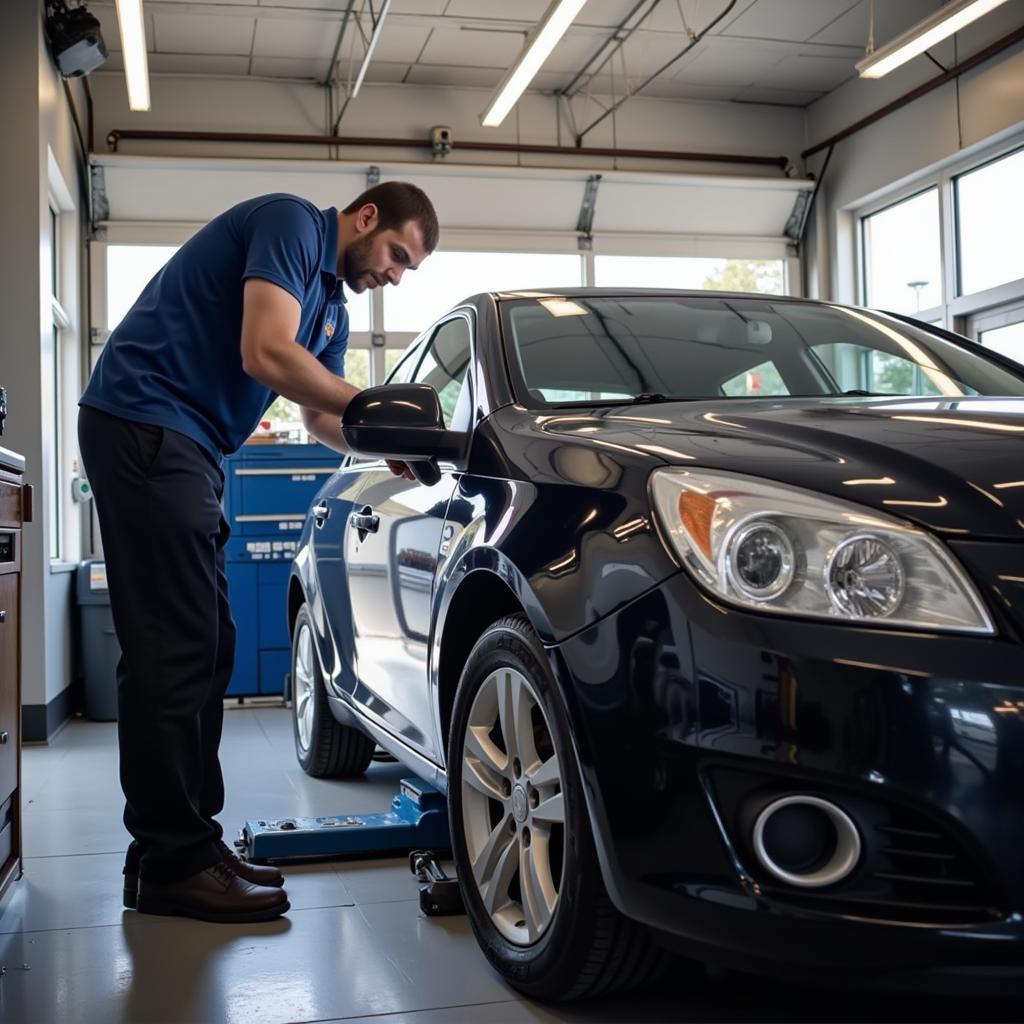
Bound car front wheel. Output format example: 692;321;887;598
291;603;374;778
447;614;668;1001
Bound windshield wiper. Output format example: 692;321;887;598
630;392;689;403
835;389;907;397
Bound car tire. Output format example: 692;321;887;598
291;603;374;778
448;613;669;1001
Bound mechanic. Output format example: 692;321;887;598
77;183;439;923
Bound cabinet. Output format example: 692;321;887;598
223;442;339;697
0;447;29;908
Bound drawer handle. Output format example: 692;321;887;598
0;731;8;745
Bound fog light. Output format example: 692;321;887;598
826;533;904;617
753;795;861;888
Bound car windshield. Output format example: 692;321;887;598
500;295;1024;405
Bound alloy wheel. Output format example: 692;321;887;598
460;667;566;945
293;621;316;753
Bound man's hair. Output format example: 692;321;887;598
343;181;439;254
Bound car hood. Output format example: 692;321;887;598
540;396;1024;540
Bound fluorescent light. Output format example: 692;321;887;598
115;0;151;111
856;0;1009;79
351;0;392;100
482;0;588;127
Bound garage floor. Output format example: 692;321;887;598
0;709;1018;1024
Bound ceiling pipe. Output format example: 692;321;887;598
803;23;1024;159
104;128;790;170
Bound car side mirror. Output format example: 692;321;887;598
342;383;467;472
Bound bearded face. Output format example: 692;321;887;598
340;215;428;293
341;229;382;293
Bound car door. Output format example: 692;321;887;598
346;313;475;762
310;341;428;696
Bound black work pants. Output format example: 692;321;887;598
78;405;235;882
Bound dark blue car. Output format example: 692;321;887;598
287;290;1024;1000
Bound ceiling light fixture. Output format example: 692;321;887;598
115;0;150;111
856;0;1010;79
481;0;588;127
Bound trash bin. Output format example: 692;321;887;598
77;559;120;721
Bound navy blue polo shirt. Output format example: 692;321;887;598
80;193;349;459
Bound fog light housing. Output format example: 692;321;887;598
753;795;861;888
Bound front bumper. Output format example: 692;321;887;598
554;560;1024;977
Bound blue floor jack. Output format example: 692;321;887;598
236;777;465;915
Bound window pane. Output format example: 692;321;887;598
344;289;370;332
384;347;410;381
343;348;371;390
50;207;58;295
108;245;371;333
595;256;785;294
957;147;1024;295
980;321;1024;364
50;324;61;560
384;251;583;332
862;190;941;313
263;350;370;434
106;246;180;330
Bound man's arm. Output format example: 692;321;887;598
302;405;414;479
301;406;345;453
240;279;358;418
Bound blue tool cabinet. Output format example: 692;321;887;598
223;442;339;697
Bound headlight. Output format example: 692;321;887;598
649;468;994;634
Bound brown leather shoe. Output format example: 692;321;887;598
136;861;289;923
215;839;285;888
123;841;284;909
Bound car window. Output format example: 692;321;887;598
413;316;473;431
811;343;943;396
501;296;1024;404
721;359;790;397
385;341;426;385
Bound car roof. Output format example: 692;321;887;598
480;288;828;304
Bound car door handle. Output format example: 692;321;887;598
350;507;380;539
312;502;330;527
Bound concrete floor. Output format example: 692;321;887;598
0;709;1020;1024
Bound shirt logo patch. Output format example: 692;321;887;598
325;321;335;339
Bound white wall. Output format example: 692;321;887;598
804;3;1024;302
0;1;86;737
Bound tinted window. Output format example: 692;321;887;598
386;341;425;386
502;296;1024;405
413;317;473;429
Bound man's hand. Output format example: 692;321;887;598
387;459;415;481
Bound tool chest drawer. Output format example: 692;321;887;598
223;443;336;696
